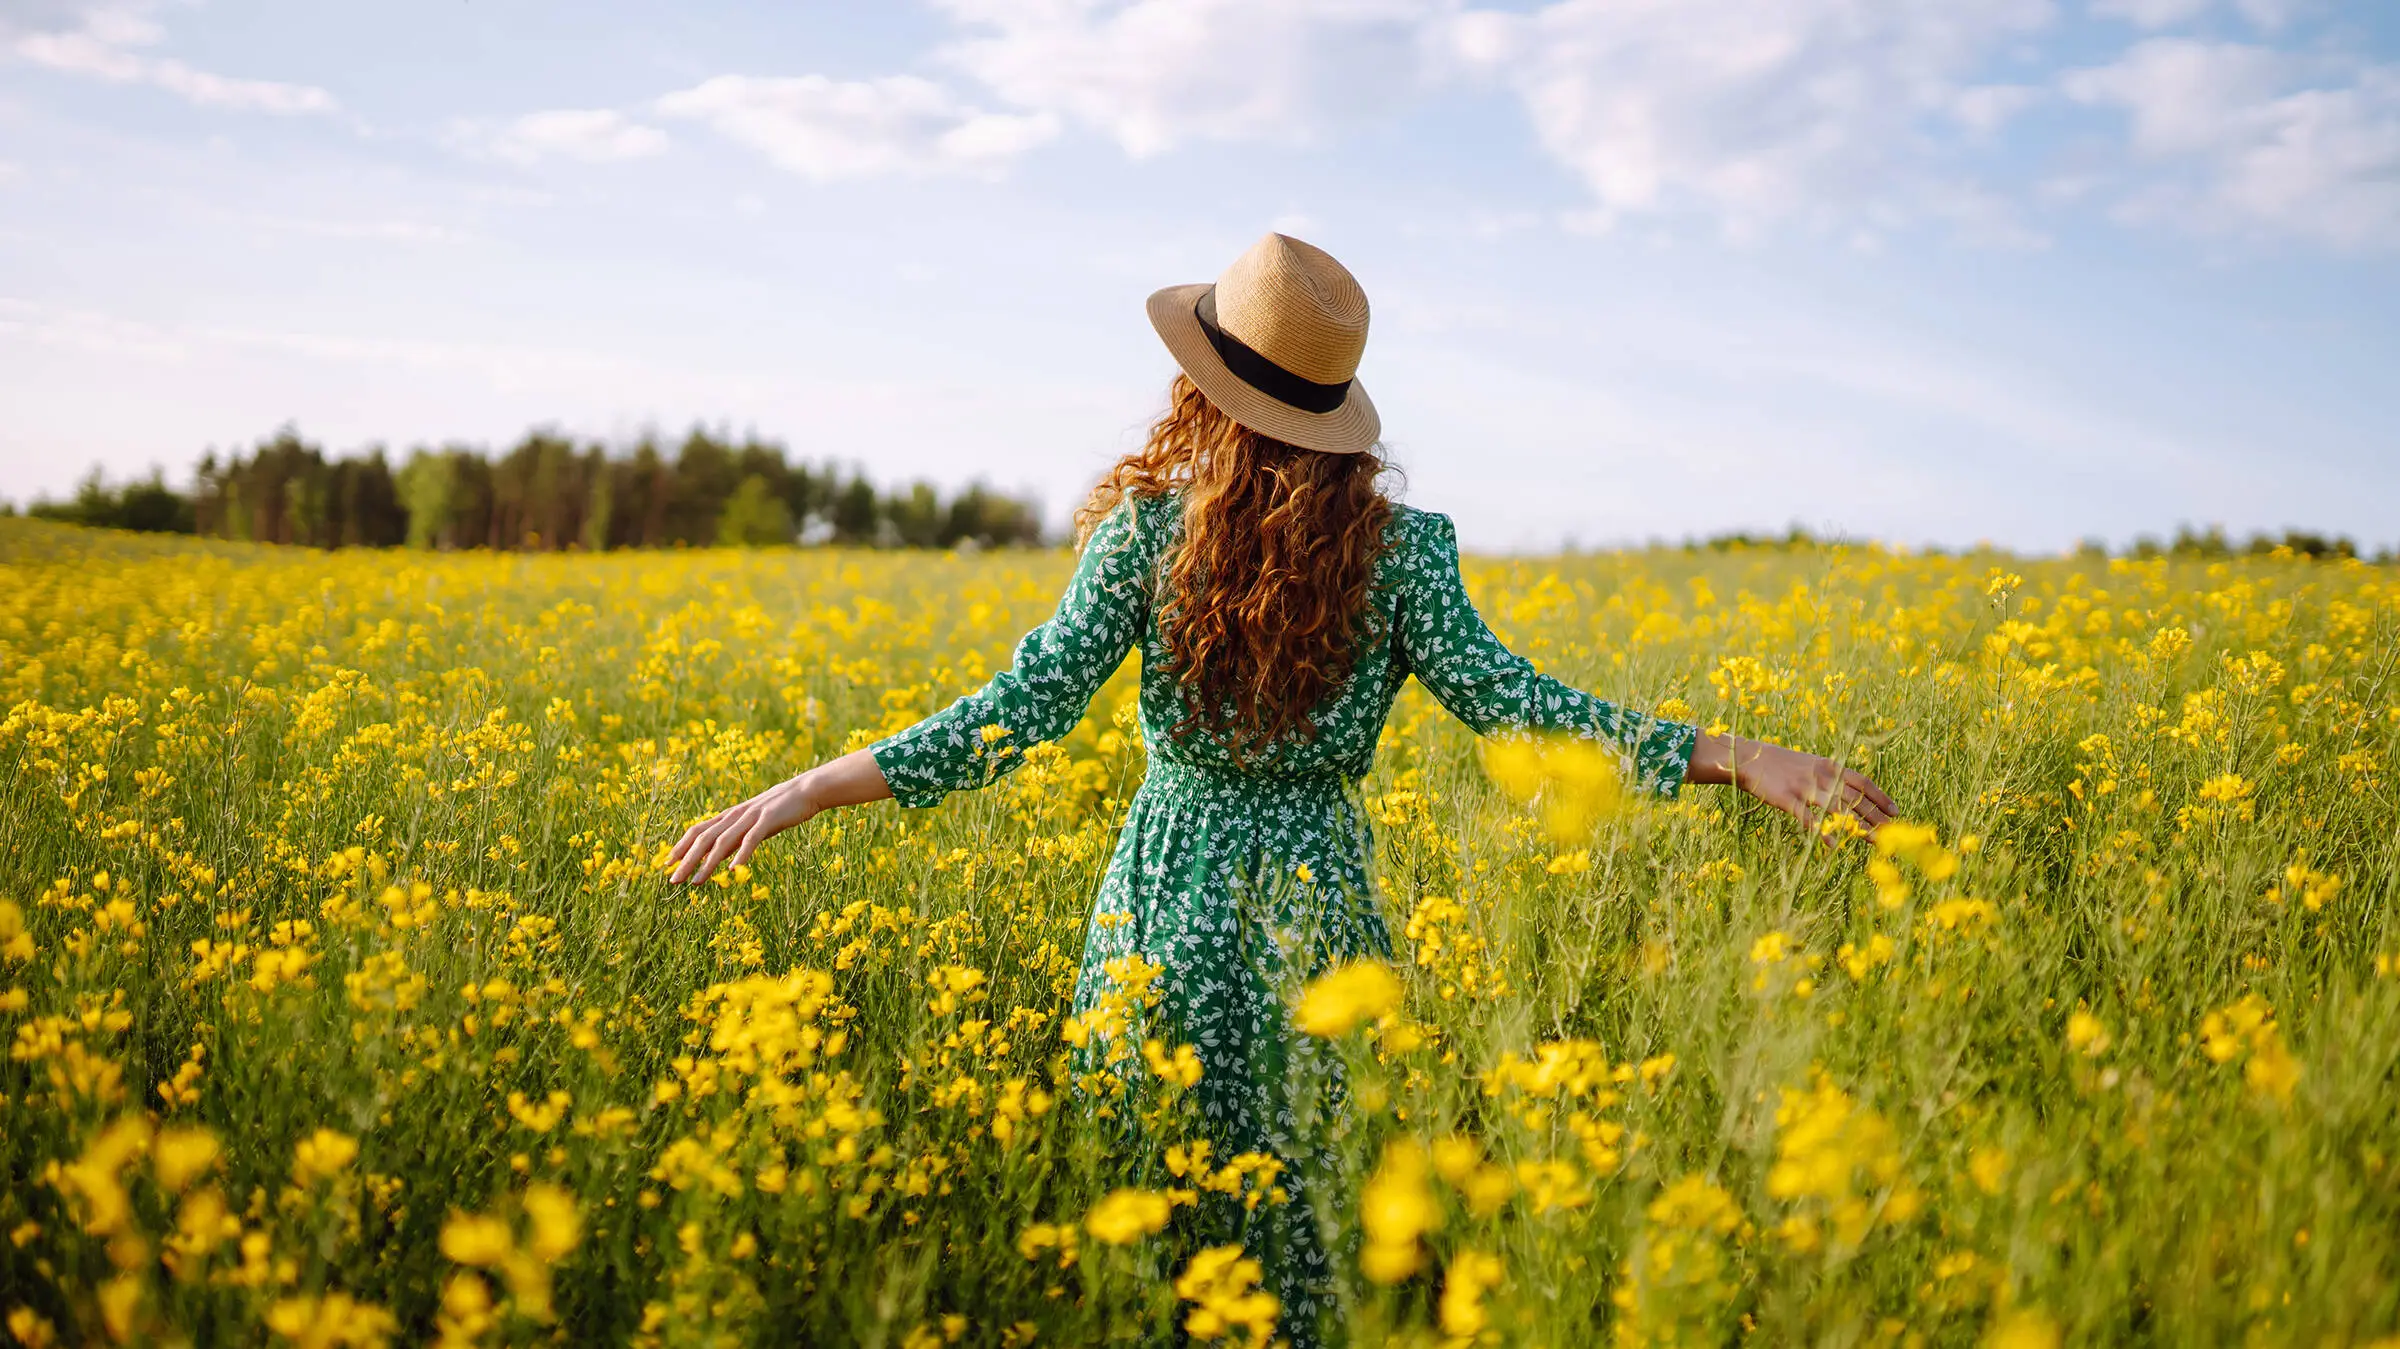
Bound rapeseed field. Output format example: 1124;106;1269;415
1;518;2394;1347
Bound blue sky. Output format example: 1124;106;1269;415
2;0;2395;551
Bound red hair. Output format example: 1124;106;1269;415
1077;375;1393;759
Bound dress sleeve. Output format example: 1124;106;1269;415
870;499;1157;808
1394;510;1697;798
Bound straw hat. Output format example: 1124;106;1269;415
1147;232;1380;455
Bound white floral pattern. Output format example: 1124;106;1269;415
871;494;1696;1342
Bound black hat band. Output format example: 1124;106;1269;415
1195;288;1354;415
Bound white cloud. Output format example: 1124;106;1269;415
2092;0;2213;27
922;0;2399;253
243;215;474;246
2231;0;2303;27
0;295;760;395
1951;83;2045;135
934;0;1441;157
7;3;337;115
2064;38;2400;248
654;74;1057;180
1439;0;2055;236
470;109;670;165
932;0;2053;236
2091;0;2301;29
0;295;190;363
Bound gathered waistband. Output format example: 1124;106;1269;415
1138;755;1357;806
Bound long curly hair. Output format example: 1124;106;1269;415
1076;374;1394;759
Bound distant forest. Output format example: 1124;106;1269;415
6;426;1048;550
1680;522;2387;564
7;430;2386;563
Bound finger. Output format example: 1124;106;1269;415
669;813;719;865
1846;769;1898;818
730;814;778;868
691;806;753;883
690;809;756;884
669;815;727;881
671;810;746;883
668;827;708;881
695;839;742;885
703;807;760;870
1832;778;1878;820
671;812;728;866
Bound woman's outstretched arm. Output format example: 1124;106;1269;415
668;748;891;885
1395;510;1699;795
667;497;1161;886
1396;508;1897;832
866;499;1157;812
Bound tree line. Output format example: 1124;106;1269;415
1674;523;2389;563
6;426;1048;550
11;435;2387;564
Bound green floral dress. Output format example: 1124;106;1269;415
870;494;1695;1342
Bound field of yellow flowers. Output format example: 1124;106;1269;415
2;516;2396;1348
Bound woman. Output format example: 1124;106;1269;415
668;233;1896;1339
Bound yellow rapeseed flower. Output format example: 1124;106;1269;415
262;1292;398;1349
1359;1139;1437;1283
1083;1188;1173;1246
439;1213;514;1268
1175;1245;1279;1347
1438;1249;1505;1338
1968;1146;2009;1196
1142;1038;1205;1089
153;1127;220;1192
1984;1308;2062;1349
1482;734;1624;843
523;1182;581;1263
1294;960;1403;1037
2065;1011;2109;1056
291;1129;358;1186
6;1309;57;1349
1016;1221;1081;1268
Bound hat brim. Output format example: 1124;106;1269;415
1147;283;1380;455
